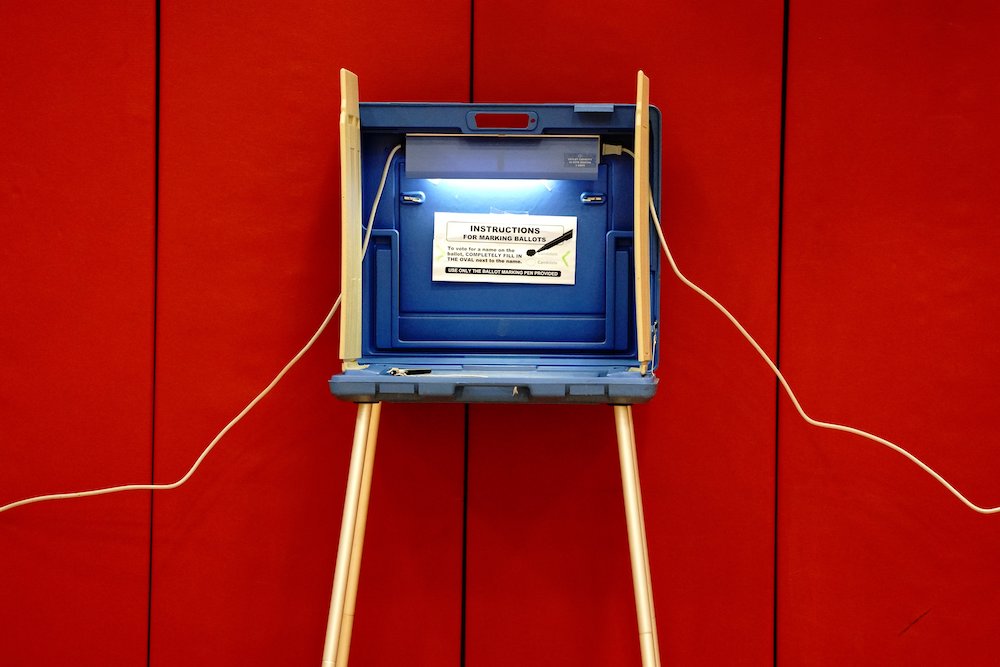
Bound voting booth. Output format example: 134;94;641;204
323;69;663;666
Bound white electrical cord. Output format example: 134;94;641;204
5;140;995;517
643;172;1000;514
361;144;401;259
0;145;402;515
0;295;342;515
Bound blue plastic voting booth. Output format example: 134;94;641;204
323;69;663;667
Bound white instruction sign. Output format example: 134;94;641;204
432;212;577;285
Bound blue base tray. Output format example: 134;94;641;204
329;365;657;405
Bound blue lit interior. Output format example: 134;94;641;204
356;125;658;369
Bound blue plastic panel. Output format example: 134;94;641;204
392;171;619;349
330;102;661;404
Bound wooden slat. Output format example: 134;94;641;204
633;70;652;371
339;68;362;363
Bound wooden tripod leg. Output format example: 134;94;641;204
322;402;376;667
335;402;382;667
627;407;661;666
615;405;661;667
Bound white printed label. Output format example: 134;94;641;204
432;212;577;285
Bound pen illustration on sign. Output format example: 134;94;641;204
526;229;574;256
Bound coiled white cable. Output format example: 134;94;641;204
0;295;342;515
361;144;401;258
646;187;1000;514
0;145;402;515
3;141;995;517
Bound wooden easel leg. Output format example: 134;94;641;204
336;402;381;666
627;407;662;666
615;405;662;667
322;402;380;667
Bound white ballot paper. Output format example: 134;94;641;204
431;212;577;285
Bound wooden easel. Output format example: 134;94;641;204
322;70;661;666
320;402;661;667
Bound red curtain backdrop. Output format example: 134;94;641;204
0;3;155;664
2;1;999;665
778;2;1000;664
